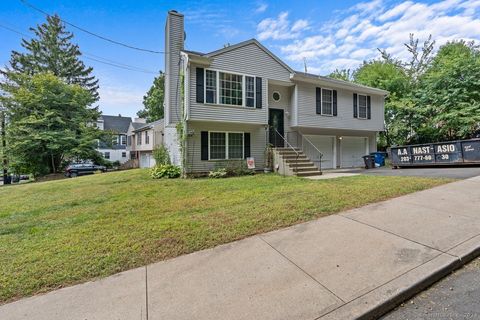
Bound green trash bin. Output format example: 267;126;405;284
362;155;375;169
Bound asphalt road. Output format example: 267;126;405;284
345;166;480;179
382;257;480;320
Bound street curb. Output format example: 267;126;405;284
318;239;480;320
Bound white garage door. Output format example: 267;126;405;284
341;137;368;168
140;153;154;168
304;135;335;169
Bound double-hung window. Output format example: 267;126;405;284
137;133;141;145
245;76;255;107
205;70;217;103
220;72;243;106
145;131;150;144
358;94;368;119
209;132;244;160
120;135;127;145
321;89;333;116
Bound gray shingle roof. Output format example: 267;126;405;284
100;115;132;133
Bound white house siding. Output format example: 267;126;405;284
186;121;266;173
296;81;385;132
188;43;292;124
99;148;128;164
164;126;181;166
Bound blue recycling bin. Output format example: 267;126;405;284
370;152;386;167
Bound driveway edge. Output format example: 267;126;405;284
319;239;480;320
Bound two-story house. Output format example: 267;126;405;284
96;115;132;164
163;10;388;175
126;119;164;168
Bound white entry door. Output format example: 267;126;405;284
304;135;335;169
341;137;368;168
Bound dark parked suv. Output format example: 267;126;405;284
65;163;106;178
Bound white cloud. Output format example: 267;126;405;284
255;3;268;14
98;85;144;118
257;12;310;40
291;19;309;32
258;0;480;75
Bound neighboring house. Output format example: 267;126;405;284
163;10;388;175
126;119;165;168
96;115;132;164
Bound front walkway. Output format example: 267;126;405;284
2;176;480;320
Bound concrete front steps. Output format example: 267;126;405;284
275;148;322;177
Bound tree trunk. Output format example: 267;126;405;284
51;153;56;174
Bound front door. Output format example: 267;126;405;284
269;108;284;147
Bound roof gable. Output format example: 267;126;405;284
100;115;132;133
206;39;293;74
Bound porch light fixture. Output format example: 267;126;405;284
338;136;343;140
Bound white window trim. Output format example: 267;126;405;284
208;131;245;160
204;68;256;108
321;88;334;116
272;91;281;102
357;94;368;120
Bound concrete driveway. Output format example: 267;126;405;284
342;166;480;179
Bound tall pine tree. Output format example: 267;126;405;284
4;14;99;101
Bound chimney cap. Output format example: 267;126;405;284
168;10;183;16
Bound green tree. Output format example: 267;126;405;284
417;41;480;141
3;73;100;176
328;69;352;81
137;71;164;122
2;14;98;101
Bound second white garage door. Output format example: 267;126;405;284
304;135;335;169
341;137;368;168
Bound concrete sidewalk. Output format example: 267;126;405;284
1;177;479;320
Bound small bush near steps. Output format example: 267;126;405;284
150;164;181;179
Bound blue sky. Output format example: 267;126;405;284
1;0;479;118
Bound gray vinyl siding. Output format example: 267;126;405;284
164;12;184;125
186;121;266;173
208;43;291;81
296;82;385;131
188;43;291;124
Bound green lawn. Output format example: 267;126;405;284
0;170;452;303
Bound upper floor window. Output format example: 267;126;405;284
120;135;127;145
112;136;119;145
127;135;132;146
245;76;255;107
358;94;368;119
321;89;333;116
206;70;217;104
220;72;243;106
204;69;256;108
145;131;150;144
137;133;141;145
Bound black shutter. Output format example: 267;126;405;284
201;131;208;160
316;87;321;114
333;90;338;116
367;96;371;119
353;93;358;118
255;77;262;108
196;68;204;103
244;133;251;159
